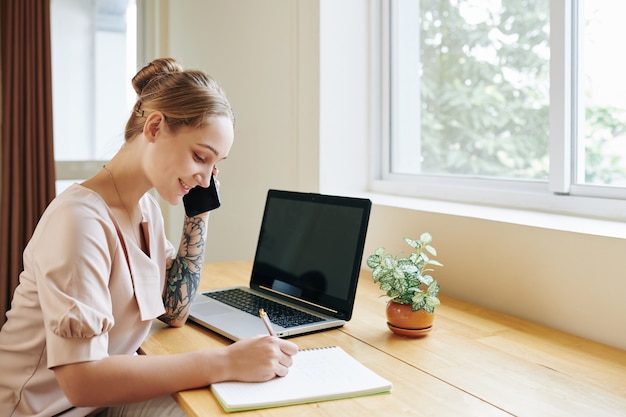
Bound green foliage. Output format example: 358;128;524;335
416;0;625;184
366;233;443;313
418;0;550;179
584;106;626;184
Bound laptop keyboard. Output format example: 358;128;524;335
203;288;325;328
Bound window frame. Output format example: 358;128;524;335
372;0;626;221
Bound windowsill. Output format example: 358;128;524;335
358;192;626;240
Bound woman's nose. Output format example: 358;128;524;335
194;172;211;188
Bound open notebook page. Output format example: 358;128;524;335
210;346;392;412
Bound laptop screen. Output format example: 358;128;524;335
250;190;372;320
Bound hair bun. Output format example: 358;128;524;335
132;57;184;95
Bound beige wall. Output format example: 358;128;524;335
364;203;626;350
143;0;626;350
140;0;321;261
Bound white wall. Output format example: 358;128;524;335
143;0;626;350
142;0;320;260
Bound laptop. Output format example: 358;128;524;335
189;189;372;341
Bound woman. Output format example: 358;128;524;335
0;58;298;417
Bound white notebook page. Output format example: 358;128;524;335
210;346;392;412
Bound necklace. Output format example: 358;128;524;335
102;165;141;247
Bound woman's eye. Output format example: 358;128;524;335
193;153;205;163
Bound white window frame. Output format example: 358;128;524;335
371;0;626;221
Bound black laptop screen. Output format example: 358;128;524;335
250;190;371;320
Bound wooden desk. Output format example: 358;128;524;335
141;261;626;416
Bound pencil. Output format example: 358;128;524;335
259;308;277;336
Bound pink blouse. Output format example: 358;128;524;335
0;184;176;417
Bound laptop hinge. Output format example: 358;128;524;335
258;285;339;315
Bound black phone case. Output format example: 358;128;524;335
206;175;221;211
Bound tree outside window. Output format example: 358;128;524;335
390;0;626;191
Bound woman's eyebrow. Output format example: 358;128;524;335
199;143;228;160
199;143;219;157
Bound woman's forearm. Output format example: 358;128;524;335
54;348;228;407
161;213;210;326
54;335;299;408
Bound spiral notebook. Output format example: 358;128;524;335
210;346;392;412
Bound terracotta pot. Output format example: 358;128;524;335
386;301;434;337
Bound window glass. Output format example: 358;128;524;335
391;0;550;180
577;1;626;187
390;0;626;198
50;0;136;193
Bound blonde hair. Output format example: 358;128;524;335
124;57;234;141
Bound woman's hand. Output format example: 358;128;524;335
220;335;299;382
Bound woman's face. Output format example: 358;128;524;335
146;115;234;205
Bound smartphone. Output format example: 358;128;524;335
206;174;221;211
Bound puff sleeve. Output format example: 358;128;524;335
25;192;118;367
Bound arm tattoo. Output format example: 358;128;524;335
161;216;206;323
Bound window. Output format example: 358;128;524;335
377;0;626;219
572;1;626;192
51;0;137;193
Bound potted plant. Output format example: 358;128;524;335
366;233;443;337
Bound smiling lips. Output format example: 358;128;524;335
180;178;192;194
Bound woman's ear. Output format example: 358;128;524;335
143;112;164;142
